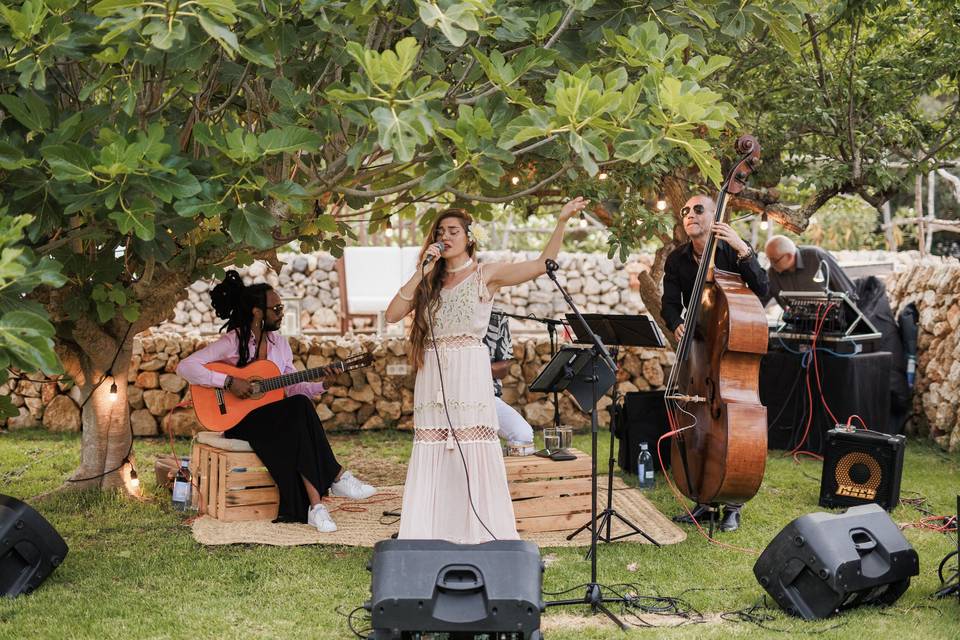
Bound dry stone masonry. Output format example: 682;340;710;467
0;333;673;437
886;257;960;451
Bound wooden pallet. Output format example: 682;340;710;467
190;443;279;522
504;449;593;534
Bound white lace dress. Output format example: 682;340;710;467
398;265;520;543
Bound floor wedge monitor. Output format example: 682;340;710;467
0;495;69;598
366;539;543;640
754;503;918;620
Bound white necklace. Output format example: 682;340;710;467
446;258;474;274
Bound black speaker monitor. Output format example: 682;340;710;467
615;390;670;475
754;503;918;620
366;539;543;639
0;494;69;597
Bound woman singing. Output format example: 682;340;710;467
385;198;587;543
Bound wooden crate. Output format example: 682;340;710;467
504;449;593;534
190;443;279;522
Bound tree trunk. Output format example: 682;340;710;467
59;322;137;493
73;360;134;491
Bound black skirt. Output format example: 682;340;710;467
225;394;342;523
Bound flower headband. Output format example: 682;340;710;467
467;222;487;245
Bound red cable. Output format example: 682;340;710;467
846;414;869;429
811;303;840;426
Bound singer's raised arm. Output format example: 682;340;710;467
484;197;588;293
385;267;422;323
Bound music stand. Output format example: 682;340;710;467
536;261;650;630
565;314;664;552
530;345;616;416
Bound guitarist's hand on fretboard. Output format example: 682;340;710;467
228;377;254;399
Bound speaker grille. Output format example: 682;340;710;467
834;452;882;500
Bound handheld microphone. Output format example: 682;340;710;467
421;242;445;268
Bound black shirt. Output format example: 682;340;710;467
764;245;857;307
661;240;769;332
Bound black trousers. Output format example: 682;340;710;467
225;395;342;523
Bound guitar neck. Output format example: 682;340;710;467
259;363;342;392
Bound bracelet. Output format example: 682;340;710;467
397;288;414;301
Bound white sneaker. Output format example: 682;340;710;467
308;503;337;533
330;471;377;500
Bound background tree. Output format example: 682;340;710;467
734;0;960;228
0;0;811;490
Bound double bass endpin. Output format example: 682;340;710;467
665;393;707;403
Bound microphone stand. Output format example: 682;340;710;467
540;259;635;631
494;310;567;428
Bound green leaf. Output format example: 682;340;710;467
198;10;239;55
41;143;97;182
614;125;663;164
0;140;35;170
91;0;143;16
257;127;322;155
228;205;275;249
371;106;430;162
174;198;223;218
144;170;202;203
422;157;458;191
0;92;51;131
0;310;62;374
108;199;156;240
238;44;276;68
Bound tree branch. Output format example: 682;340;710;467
330;175;424;197
545;7;576;49
449;163;572;203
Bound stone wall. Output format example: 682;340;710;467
1;332;672;435
886;257;960;451
161;251;650;334
160;249;912;335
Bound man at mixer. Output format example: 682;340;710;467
660;194;769;533
763;235;857;306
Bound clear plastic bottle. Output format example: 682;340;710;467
171;457;192;511
637;443;655;489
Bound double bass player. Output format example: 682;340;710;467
661;193;769;532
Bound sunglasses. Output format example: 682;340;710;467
681;204;707;216
268;304;284;314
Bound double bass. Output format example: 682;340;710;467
664;135;768;507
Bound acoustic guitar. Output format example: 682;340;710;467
190;352;373;431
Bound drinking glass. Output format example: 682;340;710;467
543;427;560;452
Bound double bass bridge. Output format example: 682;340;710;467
665;393;707;403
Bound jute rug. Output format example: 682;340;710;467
191;476;686;548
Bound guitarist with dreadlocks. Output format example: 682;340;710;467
177;270;377;532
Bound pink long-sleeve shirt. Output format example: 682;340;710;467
176;331;325;398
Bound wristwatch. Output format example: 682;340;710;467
737;245;755;262
223;375;233;390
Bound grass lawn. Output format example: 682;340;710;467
1;428;958;640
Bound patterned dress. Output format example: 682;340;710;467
398;265;520;543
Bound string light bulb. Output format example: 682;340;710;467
597;172;609;181
129;466;140;490
107;369;118;399
760;213;769;231
656;199;667;211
